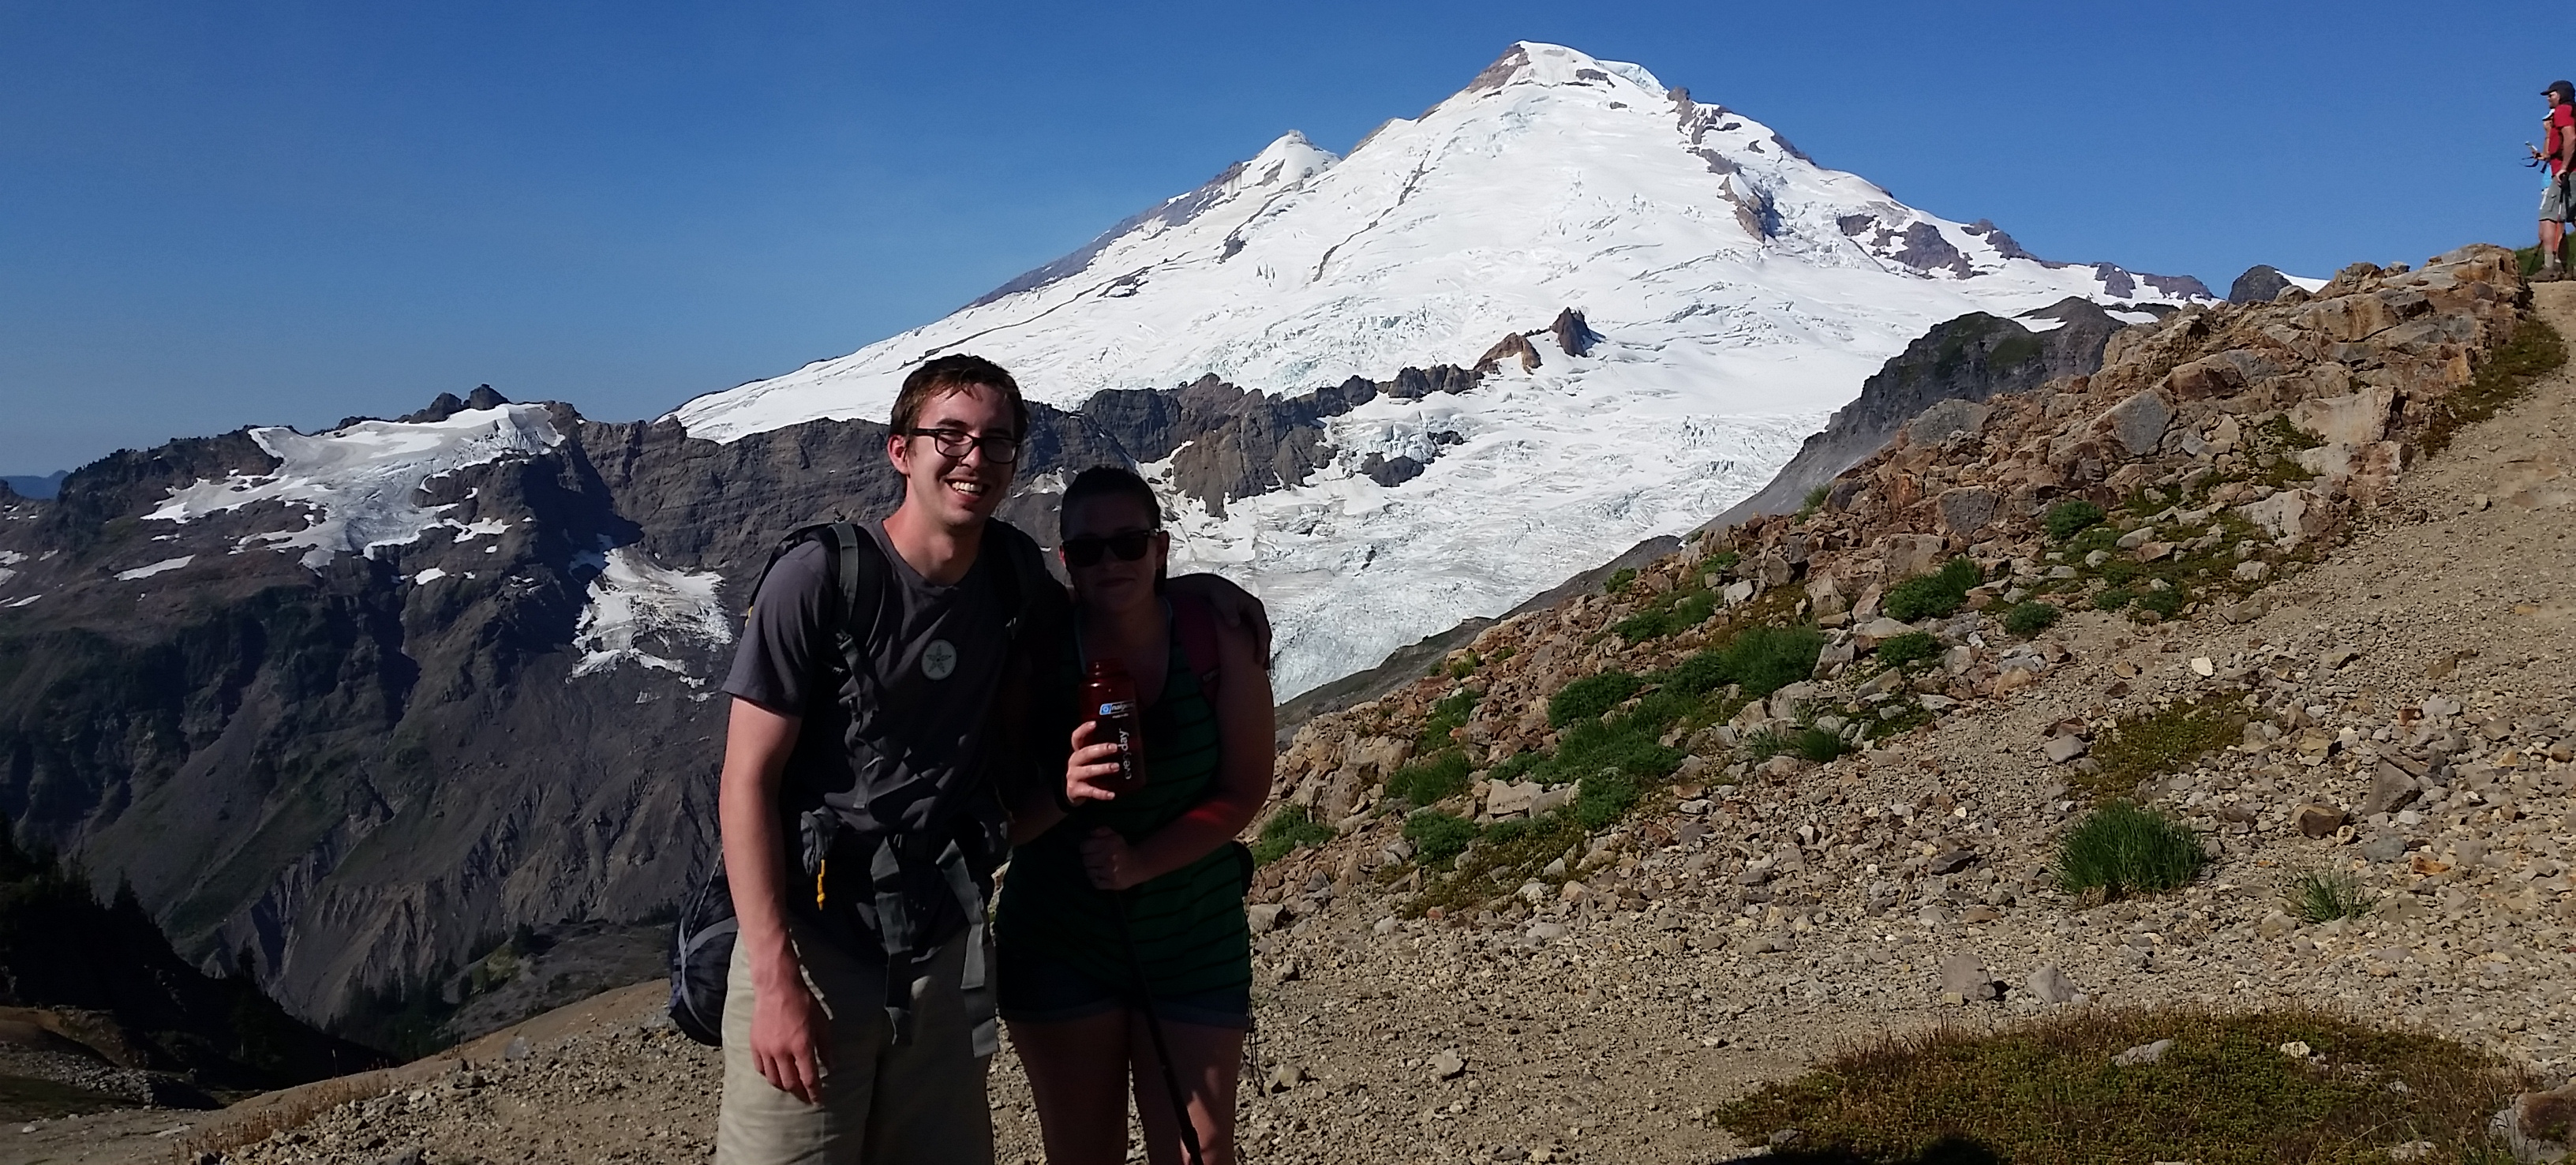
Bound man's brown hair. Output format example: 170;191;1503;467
889;354;1029;437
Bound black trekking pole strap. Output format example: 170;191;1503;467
1112;890;1208;1165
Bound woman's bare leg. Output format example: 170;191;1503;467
1007;1013;1133;1165
1126;1017;1245;1165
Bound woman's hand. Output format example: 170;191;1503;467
1065;719;1125;805
1080;827;1145;890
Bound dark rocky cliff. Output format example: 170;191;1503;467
1700;298;2133;531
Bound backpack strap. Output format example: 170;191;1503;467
1169;592;1222;699
745;520;889;652
981;518;1067;649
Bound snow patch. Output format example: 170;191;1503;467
144;405;562;570
115;556;194;581
0;551;29;566
2283;273;2329;292
413;567;449;585
571;547;733;680
2107;309;2162;325
6;595;36;609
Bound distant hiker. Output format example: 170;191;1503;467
2535;80;2576;279
710;358;1266;1165
998;466;1273;1165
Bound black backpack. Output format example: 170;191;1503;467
667;518;1064;1047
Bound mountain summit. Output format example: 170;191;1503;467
673;42;2208;695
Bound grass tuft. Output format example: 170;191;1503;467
1716;1006;2540;1165
1666;624;1827;697
1872;631;1941;670
2001;601;2061;638
1548;670;1642;728
1413;688;1476;754
2286;867;2372;923
2044;499;2106;541
1882;558;1983;623
2057;800;2206;897
2084;698;2244;798
1402;809;1479;870
1249;804;1335;865
1612;589;1718;643
1408;811;1582;917
1383;751;1472;808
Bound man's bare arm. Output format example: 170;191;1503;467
718;696;828;1105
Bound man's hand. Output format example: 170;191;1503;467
1080;827;1145;890
1166;572;1272;665
1066;719;1125;805
749;969;829;1105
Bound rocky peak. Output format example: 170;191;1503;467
2230;264;2296;304
1549;308;1602;357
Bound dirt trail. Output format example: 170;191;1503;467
24;284;2576;1165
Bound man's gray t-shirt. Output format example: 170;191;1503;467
722;522;1014;942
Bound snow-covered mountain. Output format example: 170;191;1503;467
673;42;2208;698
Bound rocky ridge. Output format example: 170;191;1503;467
0;353;1538;1033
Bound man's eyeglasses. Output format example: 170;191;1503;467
898;427;1023;464
1062;530;1155;568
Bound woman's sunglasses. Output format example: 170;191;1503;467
1061;530;1155;568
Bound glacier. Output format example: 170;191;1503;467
672;41;2211;698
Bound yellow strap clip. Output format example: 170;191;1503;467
815;858;828;908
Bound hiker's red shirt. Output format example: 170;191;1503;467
2552;104;2575;174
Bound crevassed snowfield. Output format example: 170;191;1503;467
669;42;2207;696
570;546;732;684
144;404;564;569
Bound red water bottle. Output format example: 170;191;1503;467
1080;659;1147;797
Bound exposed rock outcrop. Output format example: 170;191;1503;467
1707;298;2128;528
2230;264;2298;304
1473;332;1543;374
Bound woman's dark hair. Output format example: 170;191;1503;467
1058;466;1162;536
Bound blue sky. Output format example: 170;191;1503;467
0;1;2559;475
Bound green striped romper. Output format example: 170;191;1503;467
994;612;1253;1028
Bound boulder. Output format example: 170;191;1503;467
2112;1039;2174;1067
2099;389;2174;458
1936;488;1999;537
2025;964;2081;1005
1907;399;1994;445
2292;384;2398;448
1939;953;1995;1002
2364;762;2421;815
2492;1080;2576;1164
1486;781;1539;818
2294;804;2346;838
1881;534;1948;580
2241;489;2331;545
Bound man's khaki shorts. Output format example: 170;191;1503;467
714;924;994;1165
2542;174;2572;222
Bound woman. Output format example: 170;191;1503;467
998;466;1274;1165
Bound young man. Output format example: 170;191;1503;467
2536;81;2575;280
713;354;1263;1165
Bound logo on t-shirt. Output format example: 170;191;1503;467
922;639;958;681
